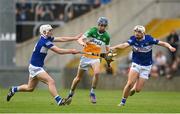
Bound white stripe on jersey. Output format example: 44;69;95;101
132;45;152;53
40;46;48;53
46;41;53;46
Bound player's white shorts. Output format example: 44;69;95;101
130;62;152;79
79;56;100;71
28;64;45;78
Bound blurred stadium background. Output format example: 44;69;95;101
0;0;180;112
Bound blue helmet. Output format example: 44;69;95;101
97;17;108;26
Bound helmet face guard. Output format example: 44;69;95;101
39;24;53;35
133;25;145;33
97;17;108;26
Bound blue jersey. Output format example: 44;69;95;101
127;35;159;66
30;35;54;67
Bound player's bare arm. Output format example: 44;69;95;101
110;42;130;50
77;35;87;47
105;45;110;52
53;33;82;42
50;45;80;54
158;41;176;52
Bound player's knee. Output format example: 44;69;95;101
48;79;55;85
75;76;81;82
127;84;133;89
94;72;100;77
126;82;134;89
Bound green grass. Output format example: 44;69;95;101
0;89;180;113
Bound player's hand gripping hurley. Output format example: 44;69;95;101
79;50;117;67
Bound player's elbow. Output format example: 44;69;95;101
159;41;168;47
52;48;66;54
55;48;66;54
53;51;63;54
118;43;129;49
122;44;127;48
57;50;65;54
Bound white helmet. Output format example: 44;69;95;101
39;24;53;35
133;25;145;33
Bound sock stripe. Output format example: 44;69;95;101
54;95;62;105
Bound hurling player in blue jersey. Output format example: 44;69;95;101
6;24;81;106
110;25;176;107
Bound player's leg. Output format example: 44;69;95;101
7;64;41;102
90;60;101;104
134;77;146;93
7;77;39;101
129;81;137;96
16;77;39;92
118;67;139;106
65;68;85;105
129;77;147;96
37;72;65;106
65;57;88;105
71;68;85;94
130;65;151;95
133;65;151;93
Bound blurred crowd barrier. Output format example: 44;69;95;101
15;0;111;43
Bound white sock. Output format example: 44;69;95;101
90;88;95;93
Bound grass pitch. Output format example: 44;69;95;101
0;89;180;113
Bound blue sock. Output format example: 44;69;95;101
54;95;62;105
12;86;18;93
121;98;126;104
